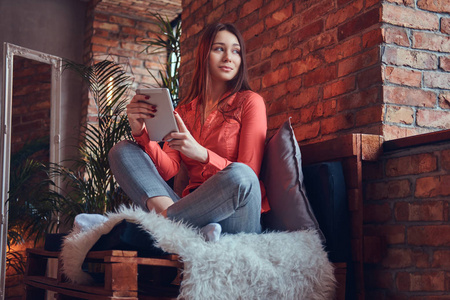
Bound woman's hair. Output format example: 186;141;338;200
181;23;252;118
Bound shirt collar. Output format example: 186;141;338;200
185;91;238;110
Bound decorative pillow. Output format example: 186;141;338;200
260;118;322;236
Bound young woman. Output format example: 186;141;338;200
108;23;267;238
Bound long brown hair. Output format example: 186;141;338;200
181;23;251;120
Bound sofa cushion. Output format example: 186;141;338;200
303;162;351;263
260;118;321;236
90;219;169;257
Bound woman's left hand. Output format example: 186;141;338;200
164;112;209;163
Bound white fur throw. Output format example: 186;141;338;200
61;206;336;300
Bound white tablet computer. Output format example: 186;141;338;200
135;88;179;141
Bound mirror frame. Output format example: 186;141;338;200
0;43;62;298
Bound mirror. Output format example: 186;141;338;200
1;43;62;298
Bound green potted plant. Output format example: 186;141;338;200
58;59;134;225
7;137;63;273
5;14;182;272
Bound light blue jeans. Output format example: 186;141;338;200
108;140;262;234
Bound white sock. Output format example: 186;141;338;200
73;213;108;234
200;223;222;242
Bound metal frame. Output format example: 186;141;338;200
0;43;62;299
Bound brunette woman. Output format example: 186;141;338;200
109;23;267;238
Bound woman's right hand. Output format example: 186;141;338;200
126;94;157;136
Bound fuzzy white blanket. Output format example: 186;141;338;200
61;206;336;300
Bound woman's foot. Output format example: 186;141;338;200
73;213;108;233
200;223;222;242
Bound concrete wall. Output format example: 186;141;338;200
0;0;87;163
0;1;87;297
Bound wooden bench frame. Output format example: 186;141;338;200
301;133;383;300
24;248;348;300
23;133;382;300
23;248;182;299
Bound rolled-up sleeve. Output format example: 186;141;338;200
133;129;180;181
236;93;267;175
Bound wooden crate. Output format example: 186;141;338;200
23;248;182;300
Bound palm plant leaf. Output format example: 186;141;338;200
60;59;133;222
8;159;64;247
6;250;25;274
6;136;69;273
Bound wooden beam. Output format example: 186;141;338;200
383;129;450;152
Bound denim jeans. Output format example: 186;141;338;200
108;140;262;234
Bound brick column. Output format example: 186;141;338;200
382;1;450;140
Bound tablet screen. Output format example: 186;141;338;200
135;88;179;141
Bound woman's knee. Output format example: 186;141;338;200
108;140;145;176
109;140;136;160
108;140;144;169
223;163;260;192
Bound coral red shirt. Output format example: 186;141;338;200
133;90;269;212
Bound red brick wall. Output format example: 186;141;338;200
382;1;450;140
180;0;450;143
83;0;172;124
363;140;450;299
89;10;165;85
180;0;384;143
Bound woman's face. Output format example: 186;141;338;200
208;30;242;84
